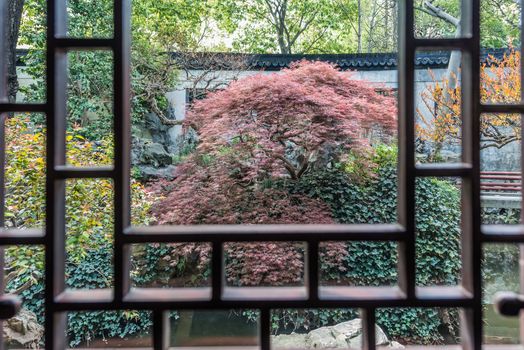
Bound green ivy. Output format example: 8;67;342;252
6;247;155;347
277;146;462;344
66;248;152;347
132;243;177;287
4;118;156;347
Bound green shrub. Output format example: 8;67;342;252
5;121;462;345
377;308;458;345
4;117;156;346
66;248;152;347
67;310;152;348
481;208;520;301
482;207;520;225
278;145;461;343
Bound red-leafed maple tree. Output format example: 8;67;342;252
150;61;397;286
186;60;397;180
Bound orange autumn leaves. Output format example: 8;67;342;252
418;49;521;149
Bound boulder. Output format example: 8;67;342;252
306;326;347;348
137;165;177;181
4;308;44;349
331;319;362;339
272;319;404;349
140;142;172;167
344;323;389;349
390;341;405;349
272;333;307;349
131;112;197;180
145;113;169;133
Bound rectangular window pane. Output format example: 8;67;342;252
320;241;398;287
416;177;462;286
4;245;45;349
416;50;462;164
66;311;151;348
480;113;521;224
171;310;259;347
225;242;305;287
415;0;461;39
3;114;46;230
271;309;375;349
66;0;113;38
66;179;113;289
377;308;460;346
131;243;211;288
66;51;113;167
479;50;520;106
16;2;47;104
130;26;399;228
483;244;520;344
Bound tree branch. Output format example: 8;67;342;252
422;0;460;27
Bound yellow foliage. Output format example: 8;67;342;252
4;116;157;266
418;49;521;149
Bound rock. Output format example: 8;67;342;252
274;318;402;349
4;308;44;349
272;333;307;349
390;341;405;349
331;319;362;339
140;142;172;167
375;324;389;345
131;137;179;179
346;324;389;349
439;150;461;162
134;126;154;141
137;165;177;181
131;110;198;180
145;113;169;132
306;326;347;348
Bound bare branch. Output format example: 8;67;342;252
422;0;460;27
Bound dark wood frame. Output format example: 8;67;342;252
2;0;523;349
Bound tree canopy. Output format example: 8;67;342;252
152;61;396;225
186;60;396;181
10;0;521;132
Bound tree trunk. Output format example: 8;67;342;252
419;1;461;159
392;0;397;50
384;0;389;51
446;28;461;90
357;0;362;53
277;27;290;54
367;2;378;52
422;1;461;93
6;0;25;103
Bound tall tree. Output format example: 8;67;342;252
6;0;25;103
16;0;221;136
417;0;461;88
337;0;398;53
217;0;351;54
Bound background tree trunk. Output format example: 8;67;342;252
6;0;25;103
422;0;461;87
357;0;362;53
